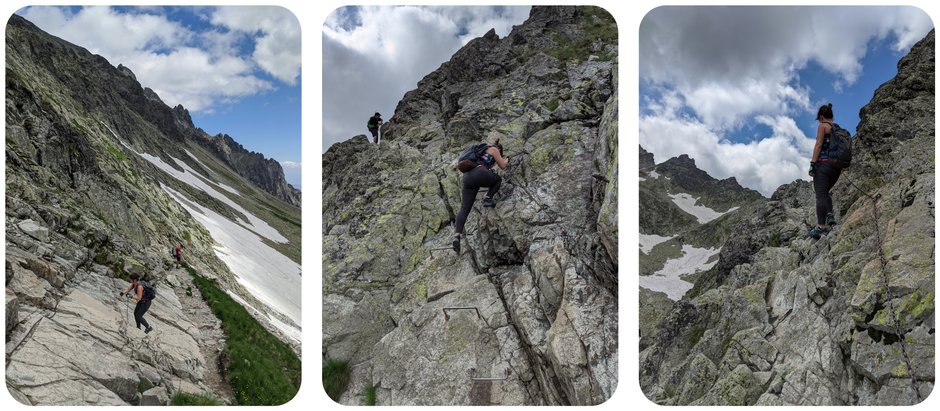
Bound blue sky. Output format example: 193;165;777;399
17;6;302;189
640;6;933;196
322;6;532;152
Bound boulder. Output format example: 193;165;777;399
140;386;169;406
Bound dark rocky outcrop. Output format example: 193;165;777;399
323;6;617;405
194;133;301;207
5;15;299;206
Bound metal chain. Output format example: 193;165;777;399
841;174;923;401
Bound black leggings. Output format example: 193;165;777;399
135;300;152;329
455;167;501;234
813;161;842;226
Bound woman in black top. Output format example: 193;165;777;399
809;103;842;239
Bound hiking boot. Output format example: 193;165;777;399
482;197;496;207
144;326;154;334
825;213;836;227
808;226;829;239
452;236;461;254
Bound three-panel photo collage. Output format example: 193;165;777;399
1;2;936;408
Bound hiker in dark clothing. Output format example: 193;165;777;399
452;138;509;253
120;273;154;334
809;103;842;239
367;112;383;144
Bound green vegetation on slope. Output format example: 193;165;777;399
548;6;617;63
323;359;351;402
185;264;301;405
170;392;223;406
364;383;377;405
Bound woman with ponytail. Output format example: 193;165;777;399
808;103;842;239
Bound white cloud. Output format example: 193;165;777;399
19;6;300;113
640;6;933;130
639;6;932;195
640;111;815;196
322;6;531;151
280;161;301;189
210;6;301;85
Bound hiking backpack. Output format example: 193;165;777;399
139;280;157;301
827;122;853;168
457;144;491;173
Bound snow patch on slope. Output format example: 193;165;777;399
639;244;720;300
185;150;240;195
163;185;301;340
639;233;674;254
133;148;286;243
669;193;739;224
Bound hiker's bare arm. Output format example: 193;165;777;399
487;147;509;169
811;123;827;162
134;285;143;301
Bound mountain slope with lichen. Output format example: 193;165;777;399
322;6;617;405
640;30;935;406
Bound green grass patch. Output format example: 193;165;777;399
547;6;617;63
323;359;351;402
105;143;126;160
363;384;376;406
137;379;154;393
170;392;223;406
545;98;560;112
185;264;300;405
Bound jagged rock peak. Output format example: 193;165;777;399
116;63;136;81
639;145;655;169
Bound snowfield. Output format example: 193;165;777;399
639;244;720;300
163;185;302;341
639;233;674;254
134;148;286;243
106;124;301;341
669;192;739;224
185;150;241;195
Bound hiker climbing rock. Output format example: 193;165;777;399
367;112;383;144
452;137;509;253
808;103;851;239
173;243;184;268
120;272;156;334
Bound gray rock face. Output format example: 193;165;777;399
640;30;935;405
140;386;169;406
195;133;302;206
323;6;617;405
17;219;49;242
5;14;301;405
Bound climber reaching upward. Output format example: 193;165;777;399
452;136;509;253
119;272;156;334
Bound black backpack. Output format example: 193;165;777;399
457;144;490;173
139;280;157;301
459;144;489;163
826;122;852;168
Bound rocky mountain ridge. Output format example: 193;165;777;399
323;6;617;405
6;13;301;404
640;29;935;405
638;147;766;337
